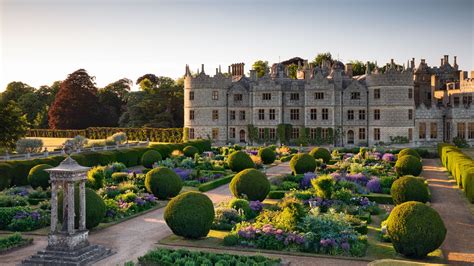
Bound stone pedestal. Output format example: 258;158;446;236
22;149;114;266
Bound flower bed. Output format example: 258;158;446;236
0;233;33;253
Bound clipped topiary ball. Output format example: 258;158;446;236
230;169;270;201
145;167;182;199
227;151;255;172
164;191;215;239
391;175;430;205
398;148;421;160
309;147;331;163
183;146;199;157
58;187;106;229
386;201;446;258
258;147;276;165
395;155;422;176
290;153;316;175
141;150;162;168
28;164;53;189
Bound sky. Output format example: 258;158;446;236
0;0;473;91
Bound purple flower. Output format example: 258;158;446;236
345;173;368;185
143;193;157;202
173;168;192;180
300;172;316;189
249;201;263;212
30;211;41;221
382;153;395;162
341;242;350;251
134;197;146;206
13;211;29;220
330;172;343;181
366;178;382;193
359;197;371;206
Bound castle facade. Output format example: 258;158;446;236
184;55;474;147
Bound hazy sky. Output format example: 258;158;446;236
1;0;473;91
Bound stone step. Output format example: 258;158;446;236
22;245;114;266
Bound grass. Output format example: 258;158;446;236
27;137;106;150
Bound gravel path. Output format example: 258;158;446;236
422;159;474;265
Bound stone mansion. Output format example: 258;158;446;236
183;55;474;147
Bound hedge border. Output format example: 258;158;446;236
198;174;235;192
0;140;211;190
361;193;394;204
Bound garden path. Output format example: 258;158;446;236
422;159;474;265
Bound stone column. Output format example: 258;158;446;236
62;181;68;232
79;180;86;231
67;182;75;234
50;182;58;232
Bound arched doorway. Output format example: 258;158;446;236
239;130;246;143
347;130;354;144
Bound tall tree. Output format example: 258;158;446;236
48;69;101;129
311;52;333;67
120;76;183;128
252;60;269;78
0;101;29;151
287;64;298;79
136;74;159;85
98;78;131;126
350;60;377;76
0;81;35;105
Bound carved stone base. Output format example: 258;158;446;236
21;243;114;266
47;231;89;251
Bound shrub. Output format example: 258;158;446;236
309;147;331;163
386;201;446;258
227;151;255;172
228;198;252;218
86;166;106;190
164;191;214;239
145;167;182;199
27;164;52;189
462;168;474;203
183;146;199;157
107;132;127;144
395;155;422;176
58;187;106;229
141;150;162;168
258;147;276;164
311;175;335;199
229;169;270;201
212;207;242;230
390;175;430;205
290;153;316;175
0;163;13;190
398;148;421;160
15;139;43;154
111;172;129;183
280;155;293;162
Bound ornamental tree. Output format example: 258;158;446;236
48;69;102;129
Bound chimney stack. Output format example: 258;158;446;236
411;58;415;69
460;71;467;81
201;64;205;74
444;55;449;64
421;59;426;64
441;58;444;66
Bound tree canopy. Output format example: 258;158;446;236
350;60;377;76
252;60;269;78
48;69;102;129
0;101;29;150
311;52;333;67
